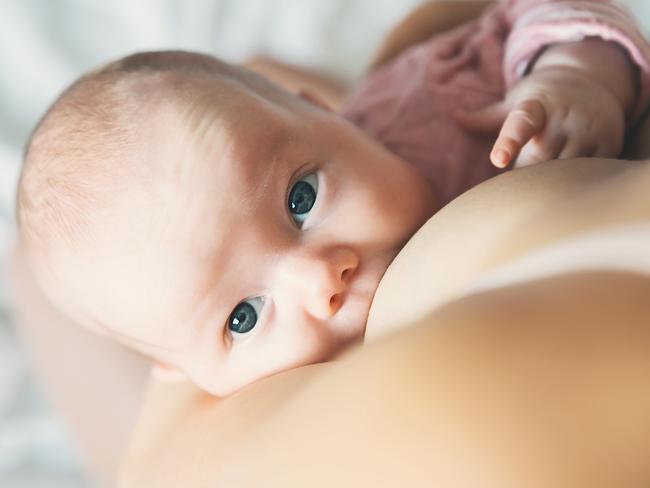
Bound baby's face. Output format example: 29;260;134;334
61;83;436;395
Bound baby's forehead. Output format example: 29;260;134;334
156;82;296;178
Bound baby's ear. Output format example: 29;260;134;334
297;89;333;112
151;362;188;383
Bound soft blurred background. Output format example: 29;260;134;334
0;1;648;486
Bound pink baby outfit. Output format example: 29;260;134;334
342;0;650;208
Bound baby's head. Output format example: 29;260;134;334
17;51;435;395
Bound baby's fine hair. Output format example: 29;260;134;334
17;51;295;270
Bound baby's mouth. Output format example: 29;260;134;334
352;253;396;333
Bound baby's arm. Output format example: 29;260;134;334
244;57;348;110
490;38;636;167
244;1;493;109
457;0;650;168
9;249;150;487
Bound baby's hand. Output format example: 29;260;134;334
455;66;626;168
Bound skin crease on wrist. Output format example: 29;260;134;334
532;38;637;116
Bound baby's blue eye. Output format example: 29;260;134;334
288;173;318;228
228;297;264;335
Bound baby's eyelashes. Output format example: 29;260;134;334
228;296;265;335
288;172;318;228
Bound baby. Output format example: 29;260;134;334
16;0;650;396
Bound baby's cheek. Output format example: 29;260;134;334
369;193;412;236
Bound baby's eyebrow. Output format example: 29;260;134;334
225;130;294;215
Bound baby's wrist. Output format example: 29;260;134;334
531;38;637;119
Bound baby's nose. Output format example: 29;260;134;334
276;247;358;320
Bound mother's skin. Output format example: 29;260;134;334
120;157;650;487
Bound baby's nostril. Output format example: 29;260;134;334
330;293;342;311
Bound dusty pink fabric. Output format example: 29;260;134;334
342;0;650;209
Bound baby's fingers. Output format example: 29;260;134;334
558;137;597;160
514;131;566;168
491;99;547;168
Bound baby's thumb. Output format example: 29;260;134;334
454;102;507;134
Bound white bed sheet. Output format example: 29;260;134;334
0;1;648;487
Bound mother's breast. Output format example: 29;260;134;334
366;157;641;341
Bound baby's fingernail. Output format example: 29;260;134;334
492;149;509;167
